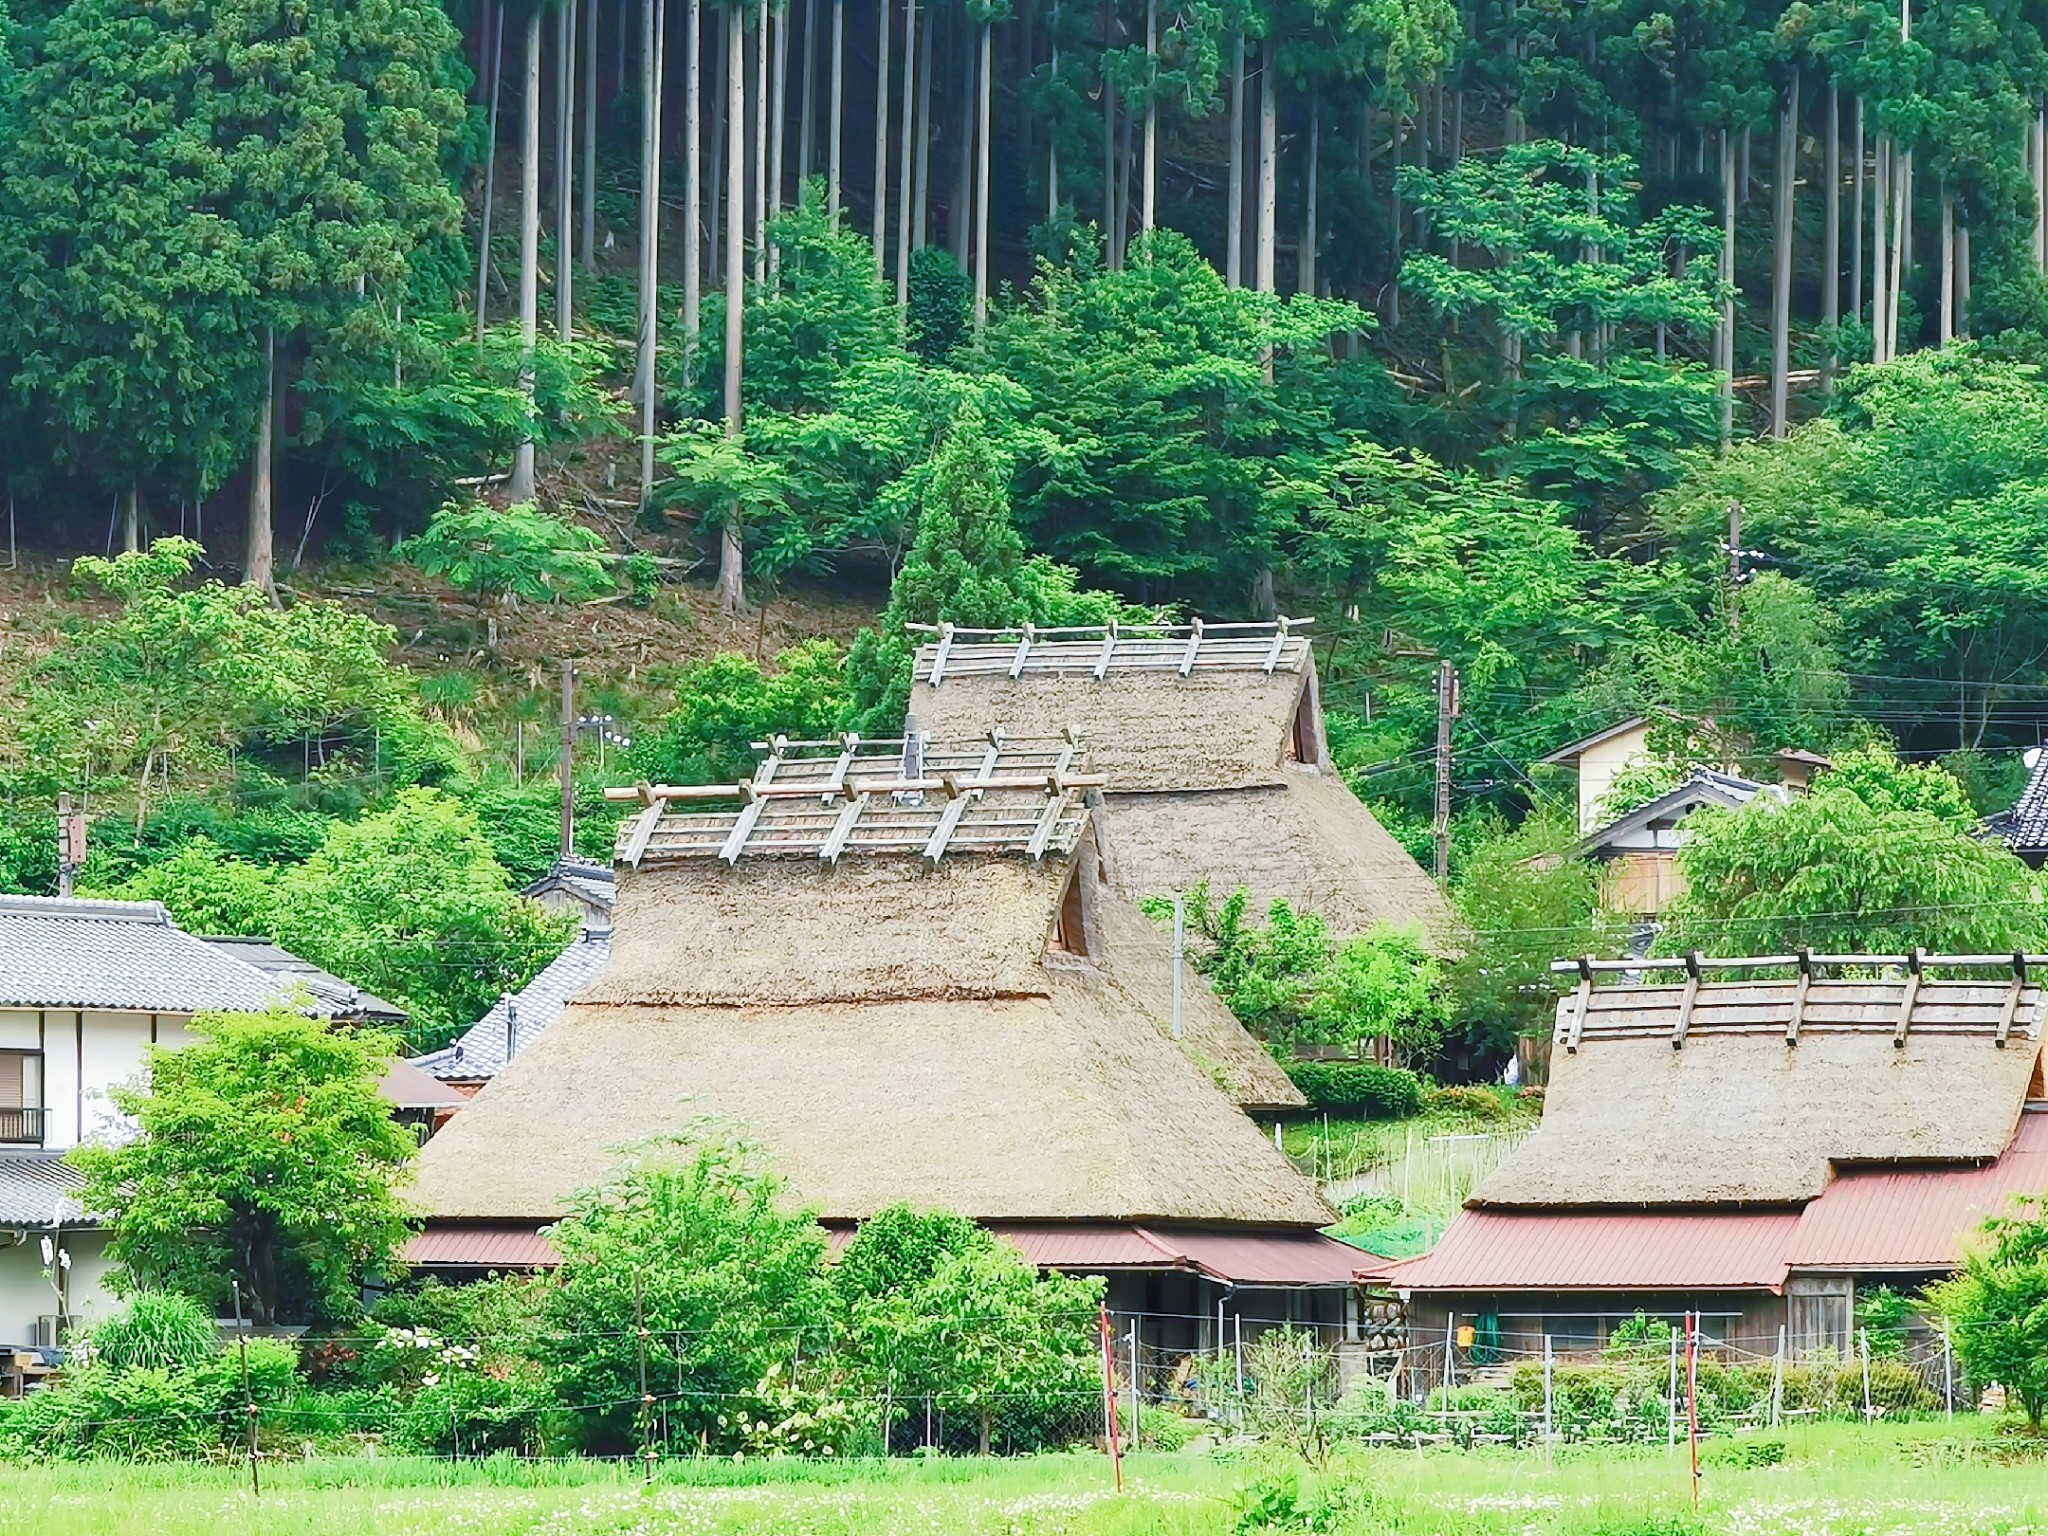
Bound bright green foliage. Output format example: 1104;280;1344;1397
6;539;452;826
86;1292;221;1374
0;1337;296;1463
1168;884;1449;1058
988;231;1371;596
1658;351;2048;749
71;1010;417;1327
542;1142;833;1455
1281;1061;1427;1118
845;402;1127;730
1929;1196;2048;1428
1659;746;2048;957
97;839;280;936
629;642;852;786
906;246;972;361
1449;814;1622;1060
0;0;466;500
832;1205;1103;1454
395;502;614;610
1613;575;1851;772
1398;144;1722;349
273;787;575;1050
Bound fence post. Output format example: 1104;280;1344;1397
1859;1327;1873;1421
1542;1334;1554;1467
1234;1311;1245;1421
233;1281;258;1497
635;1274;654;1482
1097;1304;1123;1491
1770;1325;1786;1429
1666;1326;1679;1454
1942;1324;1955;1421
1686;1311;1701;1510
1128;1321;1141;1452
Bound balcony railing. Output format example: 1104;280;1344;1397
0;1106;47;1145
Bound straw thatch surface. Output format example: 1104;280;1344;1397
912;668;1315;792
584;857;1069;1006
410;986;1335;1225
1477;1033;2046;1207
1104;776;1459;945
1084;874;1304;1111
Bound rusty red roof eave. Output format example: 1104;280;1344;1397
1388;1209;1801;1295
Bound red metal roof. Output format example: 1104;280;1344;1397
409;1221;1369;1286
1389;1209;1799;1293
401;1226;562;1268
380;1058;470;1112
1788;1109;2048;1271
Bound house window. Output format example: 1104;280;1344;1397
0;1051;46;1145
1051;871;1090;955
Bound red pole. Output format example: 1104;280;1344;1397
1098;1303;1123;1491
1686;1310;1701;1507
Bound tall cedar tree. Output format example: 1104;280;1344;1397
0;0;466;538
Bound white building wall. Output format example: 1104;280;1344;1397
0;1229;114;1346
0;1007;186;1151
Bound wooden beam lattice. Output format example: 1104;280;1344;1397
1178;617;1205;678
1009;623;1036;679
1563;955;1595;1055
1894;947;1926;1049
1784;948;1814;1046
1670;951;1704;1051
922;734;1004;864
718;738;787;864
1996;953;2029;1049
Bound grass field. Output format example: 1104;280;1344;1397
0;1422;2040;1536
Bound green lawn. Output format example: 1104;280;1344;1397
0;1422;2040;1536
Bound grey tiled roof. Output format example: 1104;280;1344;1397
0;897;287;1014
1998;755;2048;853
414;936;612;1083
200;937;407;1022
0;1153;90;1226
521;860;615;925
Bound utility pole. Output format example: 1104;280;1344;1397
1433;660;1459;888
55;793;84;898
559;662;577;858
1727;498;1745;633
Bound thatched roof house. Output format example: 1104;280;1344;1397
906;621;1456;946
408;733;1367;1331
1393;954;2048;1360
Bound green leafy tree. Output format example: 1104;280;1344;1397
71;1009;417;1326
833;1206;1102;1454
542;1142;833;1455
1657;351;2048;750
96;838;280;936
274;787;575;1051
1169;884;1449;1059
1450;813;1623;1064
628;642;853;786
1929;1197;2048;1428
1659;746;2048;956
0;0;466;516
395;502;613;643
845;401;1127;730
7;540;452;830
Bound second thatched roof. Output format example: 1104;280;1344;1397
910;624;1457;944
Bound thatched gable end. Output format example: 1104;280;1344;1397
585;857;1073;1007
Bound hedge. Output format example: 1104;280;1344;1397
1284;1061;1426;1118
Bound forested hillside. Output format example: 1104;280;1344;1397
5;0;2048;1064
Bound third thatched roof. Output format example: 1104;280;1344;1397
1477;974;2046;1208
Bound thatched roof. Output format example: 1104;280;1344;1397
911;623;1318;792
910;622;1457;944
1478;972;2046;1208
412;808;1330;1226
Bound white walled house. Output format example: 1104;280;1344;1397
0;895;452;1348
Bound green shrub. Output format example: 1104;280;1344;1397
392;1371;552;1457
87;1292;219;1374
0;1338;297;1462
1283;1061;1426;1118
624;551;661;608
1427;1084;1508;1120
1705;1436;1786;1468
1134;1403;1203;1451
